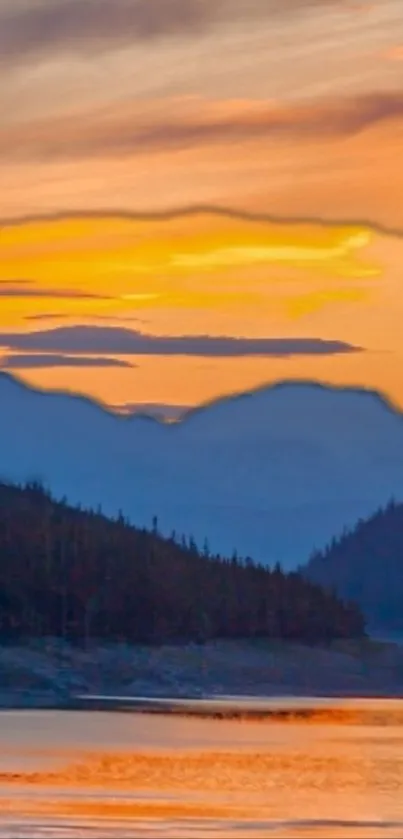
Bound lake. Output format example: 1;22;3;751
0;704;402;837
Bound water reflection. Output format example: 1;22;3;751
0;705;401;837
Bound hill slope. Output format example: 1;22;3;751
302;500;403;631
2;373;403;566
0;481;365;643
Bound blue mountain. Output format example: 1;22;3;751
1;373;403;568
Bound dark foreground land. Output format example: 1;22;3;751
0;482;401;713
0;637;402;711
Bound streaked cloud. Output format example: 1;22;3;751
172;231;373;271
0;0;221;63
0;325;362;357
24;312;147;323
0;0;345;66
25;312;74;321
0;284;111;299
2;93;403;163
0;278;33;284
0;352;134;369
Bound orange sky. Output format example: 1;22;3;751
1;212;402;412
1;0;402;415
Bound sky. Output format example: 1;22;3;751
1;0;403;416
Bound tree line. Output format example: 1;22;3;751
0;480;366;644
302;498;403;631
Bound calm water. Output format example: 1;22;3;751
0;705;402;837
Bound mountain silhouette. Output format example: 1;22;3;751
0;480;364;644
2;373;403;568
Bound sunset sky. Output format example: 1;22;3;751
1;0;403;415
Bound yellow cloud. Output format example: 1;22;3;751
0;212;380;331
286;287;369;318
0;212;376;291
172;232;376;276
120;293;162;301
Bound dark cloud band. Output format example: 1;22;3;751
0;325;362;357
0;352;134;369
0;285;111;300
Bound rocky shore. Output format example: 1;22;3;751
0;637;402;709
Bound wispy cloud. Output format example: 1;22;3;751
0;278;33;284
2;92;403;162
0;325;362;357
24;313;74;321
0;352;134;369
24;313;148;323
0;0;217;63
0;285;111;299
0;0;342;65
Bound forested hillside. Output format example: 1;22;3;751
303;500;403;631
0;481;365;644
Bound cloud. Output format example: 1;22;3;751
24;313;74;321
0;352;134;369
2;92;403;162
0;285;111;299
85;314;149;323
0;0;340;64
25;313;149;323
0;278;33;285
0;325;362;357
0;0;215;62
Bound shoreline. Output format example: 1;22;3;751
0;636;402;714
66;692;403;718
1;694;403;723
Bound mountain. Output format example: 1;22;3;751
2;373;403;568
0;481;365;644
302;500;403;632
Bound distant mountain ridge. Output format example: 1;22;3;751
2;372;403;568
